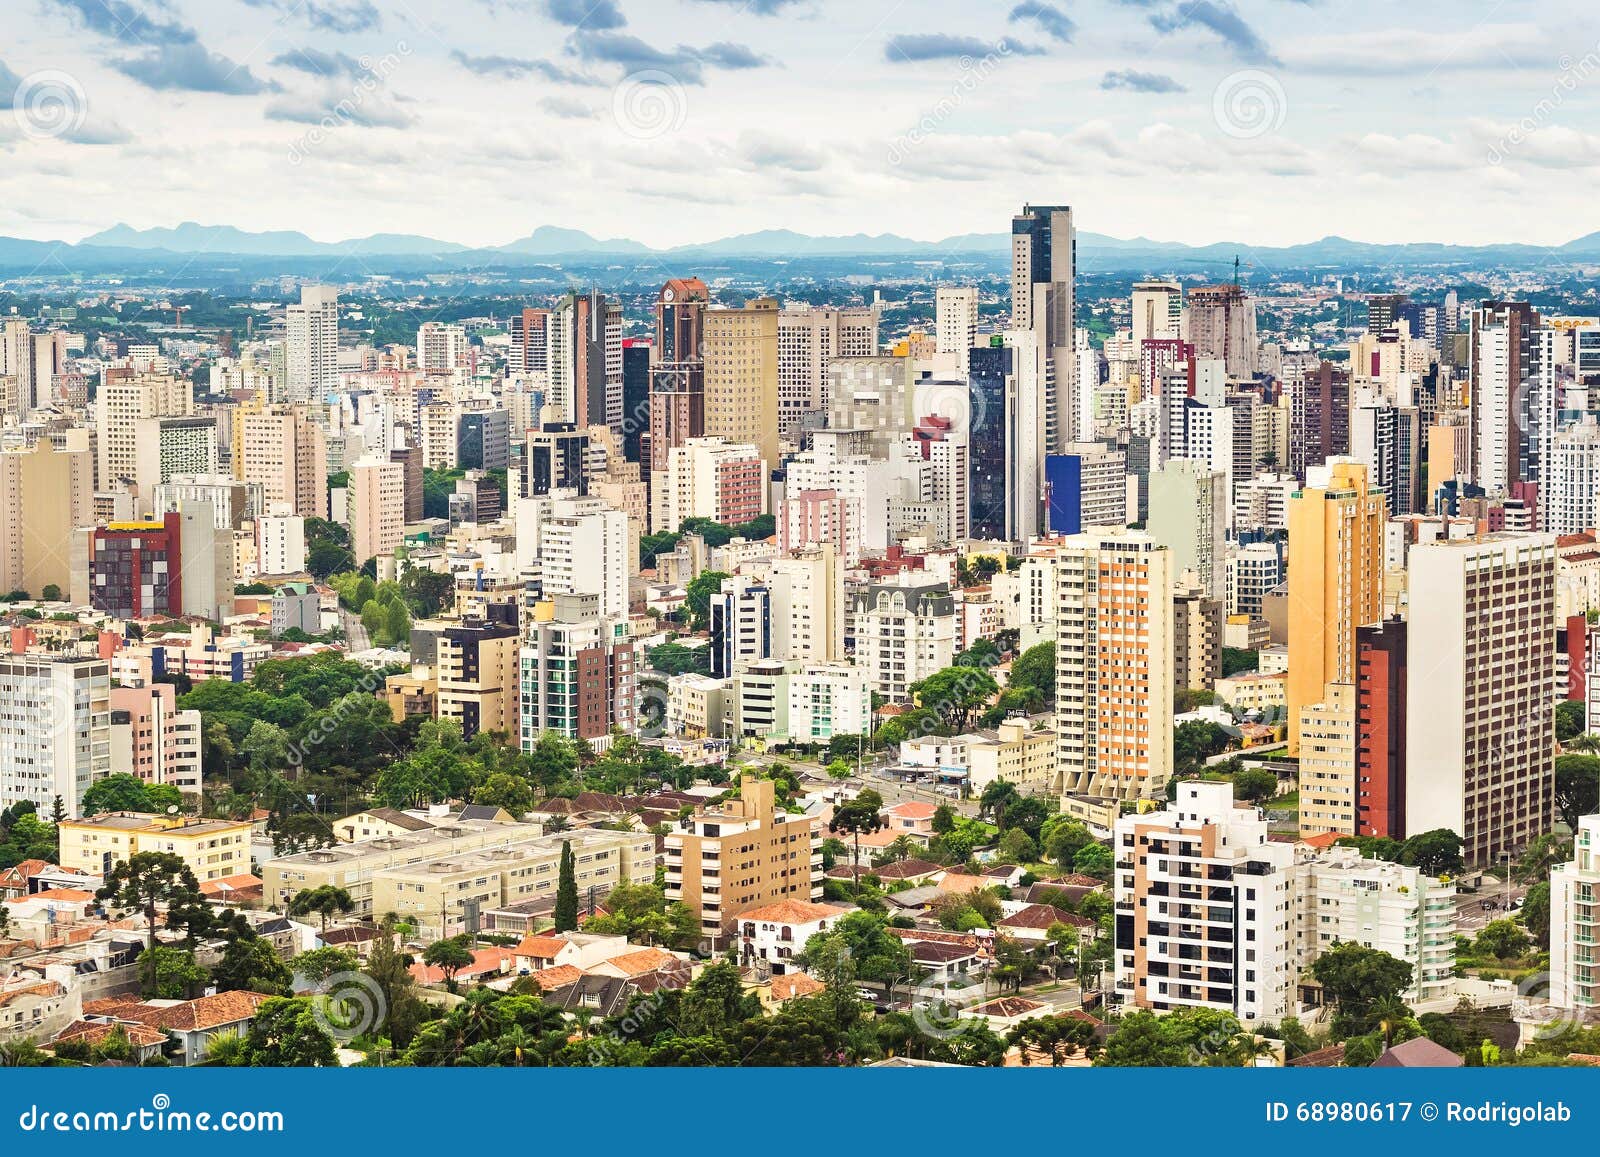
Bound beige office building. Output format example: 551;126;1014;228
0;437;93;597
704;299;780;468
96;373;192;490
239;404;327;520
1406;534;1557;864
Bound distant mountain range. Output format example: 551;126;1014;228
1;221;1598;271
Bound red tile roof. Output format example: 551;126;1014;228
734;899;844;925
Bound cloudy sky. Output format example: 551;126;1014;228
0;0;1595;248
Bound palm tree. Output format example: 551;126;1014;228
289;885;355;933
887;834;919;863
1220;1032;1277;1067
203;1031;249;1067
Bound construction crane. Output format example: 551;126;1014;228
1180;254;1254;286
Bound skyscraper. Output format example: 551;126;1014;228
1054;530;1174;801
1406;534;1556;864
285;285;339;401
1185;284;1257;379
704;298;780;468
1011;203;1076;451
1286;460;1385;756
1131;279;1182;346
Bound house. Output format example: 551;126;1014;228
971;995;1049;1033
0;977;81;1044
510;931;632;975
996;904;1093;943
1370;1037;1465;1068
0;859;56;900
908;939;981;983
140;990;277;1065
882;885;943;913
71;990;275;1065
881;801;938;839
735;899;846;975
52;1018;169;1063
978;863;1028;889
870;859;945;885
331;808;434;844
409;946;517;988
767;971;825;1008
588;946;689;983
200;874;264;906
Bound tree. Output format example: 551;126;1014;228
1309;942;1414;1037
1522;880;1552;949
997;827;1038;864
293;946;359;986
1174;721;1232;775
553;840;579;931
931;804;956;835
365;917;427;1048
979;779;1021;823
422;935;476;994
243;997;337;1066
1041;817;1093;867
797;910;915;986
1555;755;1600;831
1232;767;1279;804
1007;642;1056;706
137;946;209;999
829;790;885;892
213;936;293;995
80;773;184;816
288;885;355;932
911;666;999;734
40;584;62;602
1474;918;1531;961
683;570;730;631
473;772;534;816
1556;699;1587;742
97;852;209;996
1073;842;1113;879
1400;829;1464;876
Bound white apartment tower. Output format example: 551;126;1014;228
286;285;340;402
1406;534;1557;864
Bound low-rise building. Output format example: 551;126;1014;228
370;828;656;942
59;813;253;883
736;899;846;975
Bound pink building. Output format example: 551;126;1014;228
778;488;858;567
109;682;204;795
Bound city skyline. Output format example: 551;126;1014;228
1;1;1597;248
